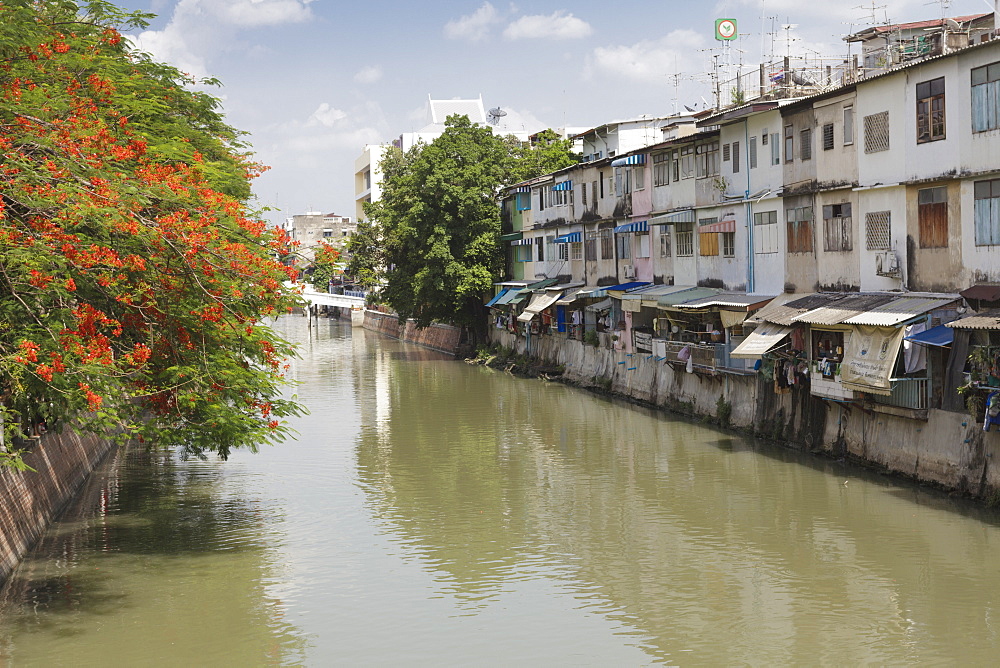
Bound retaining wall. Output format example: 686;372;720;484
363;310;462;354
490;328;1000;500
0;429;114;582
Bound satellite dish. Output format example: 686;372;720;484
944;18;962;32
487;107;507;125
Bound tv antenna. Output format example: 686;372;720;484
487;107;507;125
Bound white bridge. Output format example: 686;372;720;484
300;287;366;309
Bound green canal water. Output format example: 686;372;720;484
2;316;1000;665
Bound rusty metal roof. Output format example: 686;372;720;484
792;293;896;325
843;294;960;326
753;293;844;326
960;285;1000;303
946;309;1000;330
673;293;777;310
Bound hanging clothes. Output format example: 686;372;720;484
903;323;928;374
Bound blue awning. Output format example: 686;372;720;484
610;154;646;167
512;186;531;193
904;324;954;347
606;281;650;292
552;181;572;191
512;238;534;246
613;220;649;234
553;232;582;243
486;288;510;307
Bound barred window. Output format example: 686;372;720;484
864;112;890;153
749;136;758;169
822;123;835;151
800;128;812;161
585;233;597;260
865;211;891;251
570;242;583;261
600;229;614;259
676;223;694;256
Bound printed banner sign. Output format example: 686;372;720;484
840;325;905;395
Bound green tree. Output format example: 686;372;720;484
0;0;303;466
361;117;577;340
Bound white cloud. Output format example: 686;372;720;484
307;103;348;127
135;0;314;78
354;66;383;84
503;11;592;40
444;2;501;41
587;30;706;84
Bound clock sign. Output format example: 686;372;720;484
715;18;737;41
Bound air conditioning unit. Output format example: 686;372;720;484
875;251;901;278
622;264;636;279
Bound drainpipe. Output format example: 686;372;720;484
744;118;754;293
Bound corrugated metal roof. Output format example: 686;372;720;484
619;284;691;301
792;293;895;325
656;287;723;308
947;309;1000;330
673;293;777;309
961;284;1000;302
843;294;959;326
752;293;843;326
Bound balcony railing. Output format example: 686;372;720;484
871;377;929;410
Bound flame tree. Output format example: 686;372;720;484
0;0;304;466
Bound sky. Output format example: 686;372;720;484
120;0;997;224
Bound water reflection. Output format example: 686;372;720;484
352;328;1000;665
0;446;307;665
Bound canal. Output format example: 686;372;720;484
2;315;1000;665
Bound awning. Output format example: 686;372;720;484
904;324;954;347
552;181;572;191
512;238;534;246
517;291;564;322
672;293;776;310
841;325;906;396
500;232;523;242
750;293;841;326
657;287;723;308
730;323;793;359
586;281;650;298
650;209;695;225
946;309;1000;330
792;294;896;326
699;218;736;234
553;232;582;244
586;297;614;312
486;288;511;308
556;286;591;305
493;288;525;306
613;220;649;234
512;186;531;193
610;154;646;166
960;284;1000;302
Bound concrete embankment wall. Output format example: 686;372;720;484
363;310;462;354
490;329;1000;500
0;430;114;582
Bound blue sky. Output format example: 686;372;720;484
121;0;996;223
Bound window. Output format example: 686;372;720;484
784;124;794;162
696;141;719;178
822;123;835;151
865;211;891;251
699;218;719;256
749;136;758;169
918;186;948;248
974;179;1000;246
323;229;333;238
916;77;946;143
659;228;671;257
864;111;890;153
616;233;631;260
515;244;532;263
585;233;597;260
800;128;812;160
581;182;587;207
671;150;680;181
600;229;614;259
843;106;854;145
786;206;814;253
614;167;627;196
635;233;650;258
722;143;731;162
771;133;780;165
551;188;568;207
676;223;694;256
972;61;1000;132
547;235;557;260
570;242;583;261
722;231;736;257
823;203;852;251
754;210;779;254
536;188;545;211
732;141;740;173
516;192;531;211
634;165;645;191
599;172;604;198
653;153;670;186
680;146;695;179
592;181;598;205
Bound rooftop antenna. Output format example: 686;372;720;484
487;107;507;126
